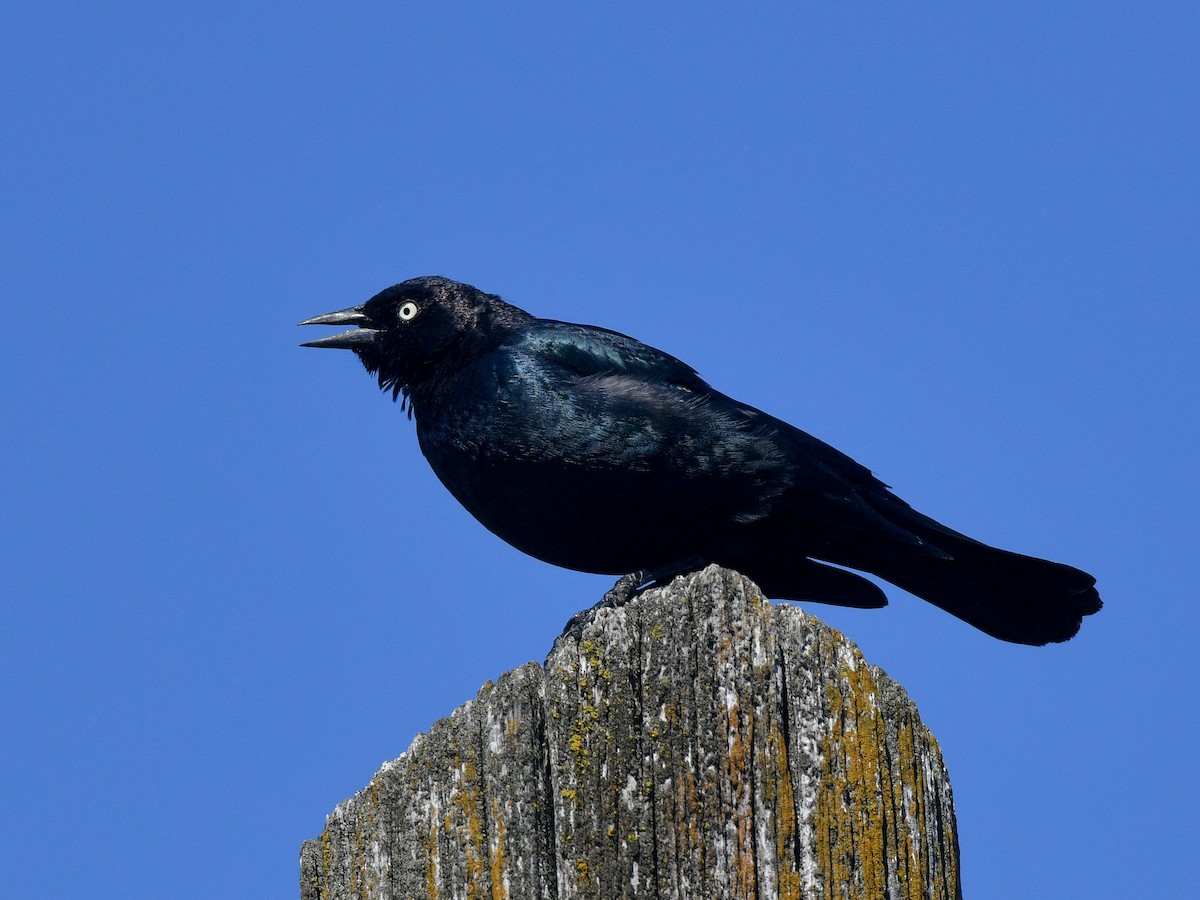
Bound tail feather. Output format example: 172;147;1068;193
748;557;890;609
867;531;1102;645
732;488;1101;644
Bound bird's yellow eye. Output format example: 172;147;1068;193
398;301;419;321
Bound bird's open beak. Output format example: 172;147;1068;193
298;306;381;349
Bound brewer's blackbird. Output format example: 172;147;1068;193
300;276;1101;644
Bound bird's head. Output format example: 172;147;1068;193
300;276;526;409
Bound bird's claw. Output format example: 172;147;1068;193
599;570;646;609
552;559;710;656
551;571;648;656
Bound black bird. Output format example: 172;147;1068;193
300;276;1101;644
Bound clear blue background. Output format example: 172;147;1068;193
3;3;1196;897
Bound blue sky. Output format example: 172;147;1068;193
3;3;1196;897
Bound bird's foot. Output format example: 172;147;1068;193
600;570;646;609
551;558;709;658
555;571;647;648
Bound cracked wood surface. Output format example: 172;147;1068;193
301;566;961;900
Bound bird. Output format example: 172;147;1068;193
300;275;1101;645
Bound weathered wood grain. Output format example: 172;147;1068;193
301;566;960;900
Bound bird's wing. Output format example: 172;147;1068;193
497;320;935;560
512;320;892;501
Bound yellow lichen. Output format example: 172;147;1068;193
450;757;488;899
425;816;440;900
319;830;333;900
489;799;508;900
766;714;803;900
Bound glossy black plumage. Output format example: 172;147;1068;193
300;276;1102;644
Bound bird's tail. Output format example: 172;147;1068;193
851;505;1103;645
872;542;1099;644
723;482;1102;644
